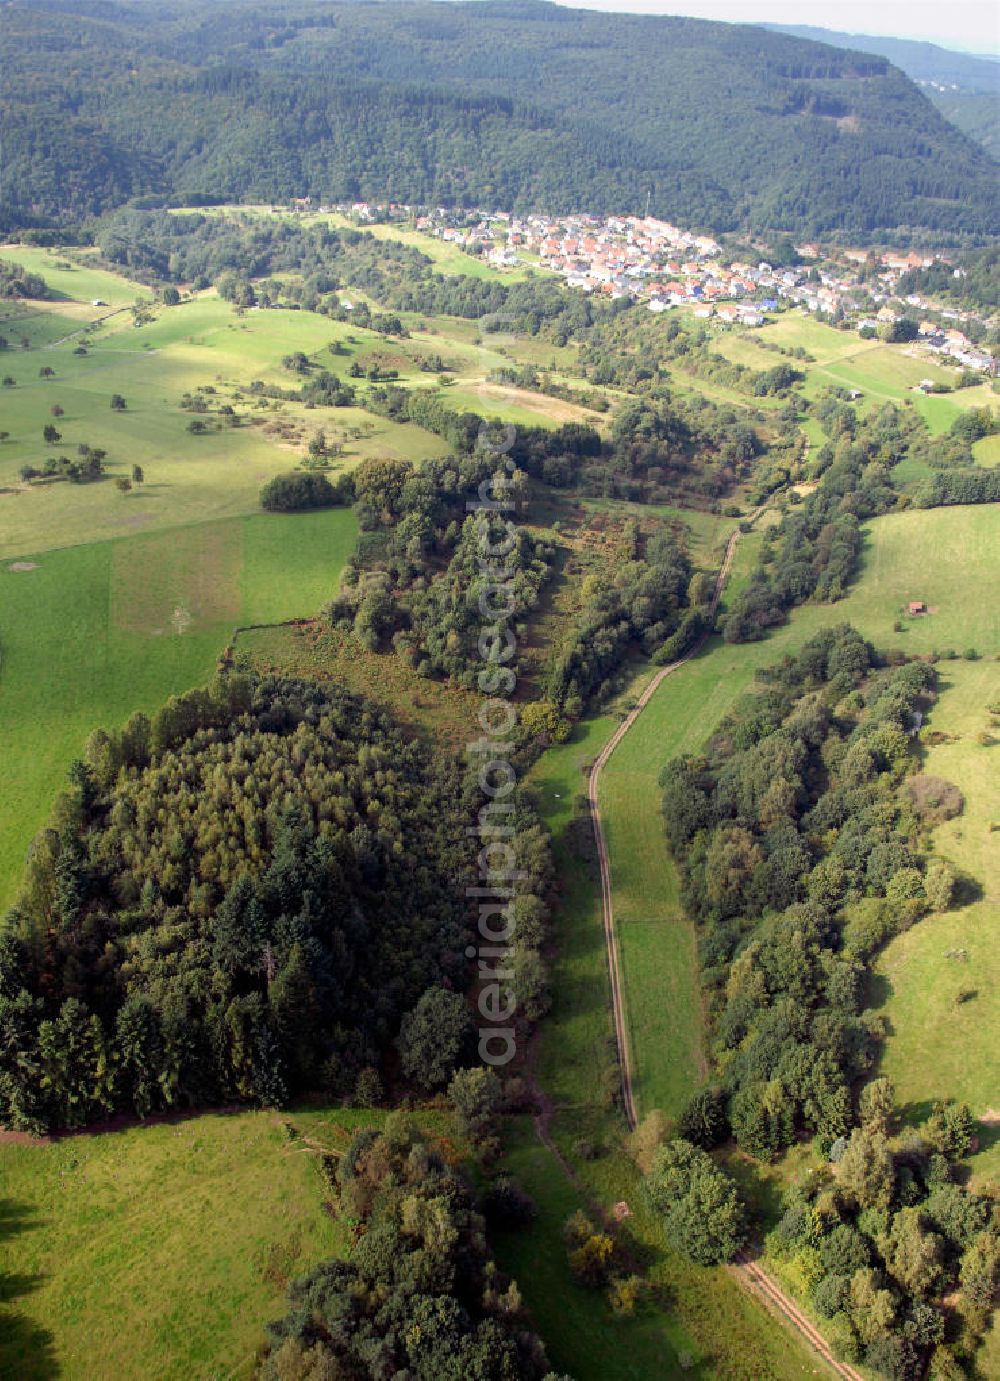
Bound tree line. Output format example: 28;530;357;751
659;625;996;1377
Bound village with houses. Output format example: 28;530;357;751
324;199;998;377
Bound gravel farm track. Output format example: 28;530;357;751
586;513;865;1381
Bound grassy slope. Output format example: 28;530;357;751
716;312;998;437
0;1105;458;1381
0;509;356;910
0;1110;342;1380
876;659;1000;1185
0;282;446;558
596;503;1000;1124
309;212;539;282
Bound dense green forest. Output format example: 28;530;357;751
1;0;996;238
770;25;1000;158
661;626;999;1377
0;676;553;1132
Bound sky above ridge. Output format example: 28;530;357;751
550;0;1000;55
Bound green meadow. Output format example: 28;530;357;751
0;1104;457;1381
876;658;1000;1186
0;277;446;557
0;246;143;310
715;311;998;437
0;1110;341;1380
511;702;822;1381
0;509;356;910
593;502;1000;1125
308;212;539;282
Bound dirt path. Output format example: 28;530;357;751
586;518;744;1127
585;512;862;1381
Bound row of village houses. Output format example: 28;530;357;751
316;201;995;372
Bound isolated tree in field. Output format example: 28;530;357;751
39;365;54;378
115;476;132;495
43;423;61;443
924;859;956;912
50;404;63;417
397;987;474;1091
1;377;14;387
131;464;144;485
0;431;8;442
110;393;127;410
162;286;180;306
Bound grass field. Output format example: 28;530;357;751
593;503;1000;1125
0;509;356;910
875;659;1000;1186
974;432;1000;467
0;1109;341;1380
509;700;825;1380
0;1104;458;1380
309;212;540;282
0;278;447;557
716;312;998;439
0;247;145;310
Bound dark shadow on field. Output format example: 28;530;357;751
864;971;892;1013
0;1198;59;1377
895;1097;937;1129
971;1119;1000;1163
952;871;984;907
53;1100;248;1142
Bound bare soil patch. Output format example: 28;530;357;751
7;561;38;572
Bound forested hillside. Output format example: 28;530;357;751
1;0;996;239
770;25;1000;157
0;675;553;1132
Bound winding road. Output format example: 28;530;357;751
586;513;864;1381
